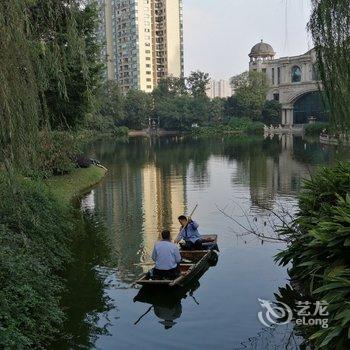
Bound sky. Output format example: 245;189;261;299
183;0;313;80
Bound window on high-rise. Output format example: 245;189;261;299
272;68;275;85
277;67;281;84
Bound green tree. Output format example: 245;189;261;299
152;77;187;99
231;71;268;120
45;1;103;129
97;80;124;123
309;0;350;130
209;98;225;124
261;100;282;125
187;71;210;98
123;90;153;129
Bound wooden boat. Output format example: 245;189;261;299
136;249;216;288
180;234;218;262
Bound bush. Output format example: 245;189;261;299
84;113;116;133
113;126;129;137
304;122;329;135
37;131;80;176
246;121;264;135
0;175;73;348
276;163;350;349
262;100;282;125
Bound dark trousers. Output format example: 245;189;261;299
152;265;180;280
180;239;203;251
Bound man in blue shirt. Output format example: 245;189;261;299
175;215;203;250
151;230;182;280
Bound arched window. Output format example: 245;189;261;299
291;66;302;83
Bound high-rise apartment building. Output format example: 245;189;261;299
95;0;184;93
206;79;233;99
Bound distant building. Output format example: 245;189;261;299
207;79;232;99
95;0;184;93
248;40;327;125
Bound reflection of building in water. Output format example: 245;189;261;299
93;160;186;279
141;163;186;261
235;135;313;209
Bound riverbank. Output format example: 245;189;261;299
192;120;264;136
0;164;108;349
45;165;107;206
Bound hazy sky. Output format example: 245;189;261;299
183;0;313;80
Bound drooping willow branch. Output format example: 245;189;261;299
308;0;350;132
0;0;90;171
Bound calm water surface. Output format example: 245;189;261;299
53;135;350;350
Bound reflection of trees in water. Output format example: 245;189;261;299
84;136;350;280
235;324;302;350
51;211;113;350
293;136;350;166
236;284;311;350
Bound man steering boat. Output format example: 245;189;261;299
175;215;203;250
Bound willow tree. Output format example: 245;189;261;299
0;0;98;171
309;0;350;131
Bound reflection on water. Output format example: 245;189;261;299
52;210;113;349
54;135;349;349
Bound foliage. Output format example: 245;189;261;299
96;80;124;124
0;0;102;171
261;100;282;125
152;76;187;99
232;71;269;120
45;1;104;130
209;98;225;124
113;126;129;137
0;175;73;349
276;163;350;349
309;0;350;131
305;122;329;135
37;131;80;177
84;113;116;133
193;118;264;136
122;90;153;130
45;165;107;206
187;71;211;98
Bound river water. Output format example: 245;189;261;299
53;135;349;350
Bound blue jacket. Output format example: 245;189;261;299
176;221;201;244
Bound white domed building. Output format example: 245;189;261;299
248;40;327;126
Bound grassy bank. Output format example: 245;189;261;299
0;165;107;349
45;165;107;206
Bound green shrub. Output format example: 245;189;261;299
276;162;350;349
228;117;253;130
304;122;329;135
0;175;73;348
113;126;129;137
37;131;80;177
84;113;116;133
246;121;264;135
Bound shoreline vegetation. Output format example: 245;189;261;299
0;164;108;349
45;165;107;206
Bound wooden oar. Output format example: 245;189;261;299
134;306;153;325
183;204;198;230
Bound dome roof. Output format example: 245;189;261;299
249;40;275;58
